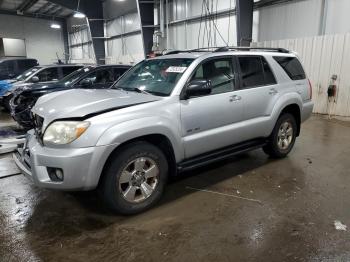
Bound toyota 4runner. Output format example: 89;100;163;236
14;47;314;214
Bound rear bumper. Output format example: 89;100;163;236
301;100;314;122
13;131;119;191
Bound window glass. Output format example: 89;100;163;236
15;66;41;81
191;58;235;95
80;69;114;85
113;67;128;81
273;56;306;80
17;60;37;71
35;68;59;82
114;58;194;96
62;66;80;77
238;57;266;88
262;58;277;85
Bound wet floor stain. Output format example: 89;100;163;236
0;115;350;261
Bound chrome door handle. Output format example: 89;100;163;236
229;95;242;102
269;88;278;95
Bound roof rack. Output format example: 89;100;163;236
162;46;289;55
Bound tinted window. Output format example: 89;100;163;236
80;69;115;85
35;68;60;82
113;67;128;81
238;56;276;88
17;60;37;71
273;56;306;80
191;58;235;95
62;66;80;77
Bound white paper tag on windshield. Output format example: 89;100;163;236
166;66;187;73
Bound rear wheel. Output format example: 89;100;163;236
99;141;168;215
263;113;297;158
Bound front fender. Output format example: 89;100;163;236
96;116;184;162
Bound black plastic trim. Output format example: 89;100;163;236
177;138;267;172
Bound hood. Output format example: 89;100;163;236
32;89;161;123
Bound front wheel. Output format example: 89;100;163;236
263;113;297;158
99;141;168;215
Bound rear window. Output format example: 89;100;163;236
273;56;306;80
238;56;277;88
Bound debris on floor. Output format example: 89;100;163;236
186;186;263;205
0;158;20;178
334;220;347;231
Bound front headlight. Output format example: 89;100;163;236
43;121;90;145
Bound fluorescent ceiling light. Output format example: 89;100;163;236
50;23;61;29
73;12;86;18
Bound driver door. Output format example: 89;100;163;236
180;56;244;158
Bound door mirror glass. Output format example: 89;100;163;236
80;78;93;87
31;76;39;83
185;79;212;98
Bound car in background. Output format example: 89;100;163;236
10;64;131;128
0;58;38;80
0;64;84;110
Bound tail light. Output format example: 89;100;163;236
308;79;312;100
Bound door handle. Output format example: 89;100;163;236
269;88;278;95
229;95;241;102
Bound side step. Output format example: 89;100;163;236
177;139;267;172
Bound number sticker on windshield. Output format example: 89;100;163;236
166;66;187;73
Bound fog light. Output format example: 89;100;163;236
47;167;64;182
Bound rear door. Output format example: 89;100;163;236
180;56;244;158
235;55;279;139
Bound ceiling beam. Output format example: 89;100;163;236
50;6;63;16
34;2;52;14
42;4;58;15
17;0;40;12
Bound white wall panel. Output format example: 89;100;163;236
253;33;350;117
258;0;322;41
325;0;350;35
0;14;65;64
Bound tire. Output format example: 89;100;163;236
263;113;297;158
99;141;168;215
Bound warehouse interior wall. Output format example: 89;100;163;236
0;14;65;65
103;0;144;65
67;17;96;64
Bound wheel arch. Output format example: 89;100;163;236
98;133;178;188
279;103;301;136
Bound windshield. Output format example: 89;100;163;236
114;58;194;96
15;66;42;81
59;67;92;86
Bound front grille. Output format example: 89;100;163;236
33;114;44;144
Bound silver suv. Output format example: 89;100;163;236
14;47;314;214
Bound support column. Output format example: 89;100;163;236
137;0;155;57
236;0;254;46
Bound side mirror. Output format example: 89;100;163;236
31;76;39;83
80;78;93;87
185;79;212;98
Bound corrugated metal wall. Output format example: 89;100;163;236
254;34;350;117
167;0;260;50
105;12;144;65
258;0;350;42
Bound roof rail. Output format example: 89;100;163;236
161;46;289;56
218;46;290;53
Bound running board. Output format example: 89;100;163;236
177;139;267;172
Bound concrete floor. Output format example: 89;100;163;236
1;111;350;262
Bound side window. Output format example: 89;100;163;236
238;57;265;88
36;68;60;82
113;68;128;81
62;67;79;77
273;56;306;80
80;69;114;85
191;57;235;95
262;58;277;85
